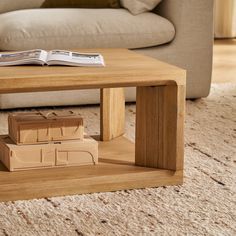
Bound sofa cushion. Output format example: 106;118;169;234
120;0;162;15
0;9;175;51
42;0;120;8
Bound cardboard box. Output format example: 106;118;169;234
8;111;84;145
0;135;98;172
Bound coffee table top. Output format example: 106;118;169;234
0;49;186;94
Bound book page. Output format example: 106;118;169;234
47;50;105;67
0;49;47;66
47;50;71;62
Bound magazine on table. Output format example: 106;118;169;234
0;49;105;67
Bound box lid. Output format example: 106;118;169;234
9;111;83;124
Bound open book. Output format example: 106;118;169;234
0;49;105;67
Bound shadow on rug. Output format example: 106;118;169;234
0;84;235;236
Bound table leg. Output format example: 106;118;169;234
100;88;125;141
135;84;185;171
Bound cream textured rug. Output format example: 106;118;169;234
0;84;235;236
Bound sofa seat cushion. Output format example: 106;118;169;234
0;9;175;51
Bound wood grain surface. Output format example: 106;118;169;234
0;49;186;94
0;137;183;202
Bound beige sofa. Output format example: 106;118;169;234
0;0;214;109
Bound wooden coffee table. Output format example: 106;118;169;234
0;49;186;202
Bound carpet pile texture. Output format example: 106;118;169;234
0;84;235;236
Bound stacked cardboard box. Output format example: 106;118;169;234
0;111;98;171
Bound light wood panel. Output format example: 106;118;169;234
0;49;185;94
163;85;185;170
0;137;183;202
135;84;185;171
213;39;236;83
100;88;125;141
214;0;236;38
